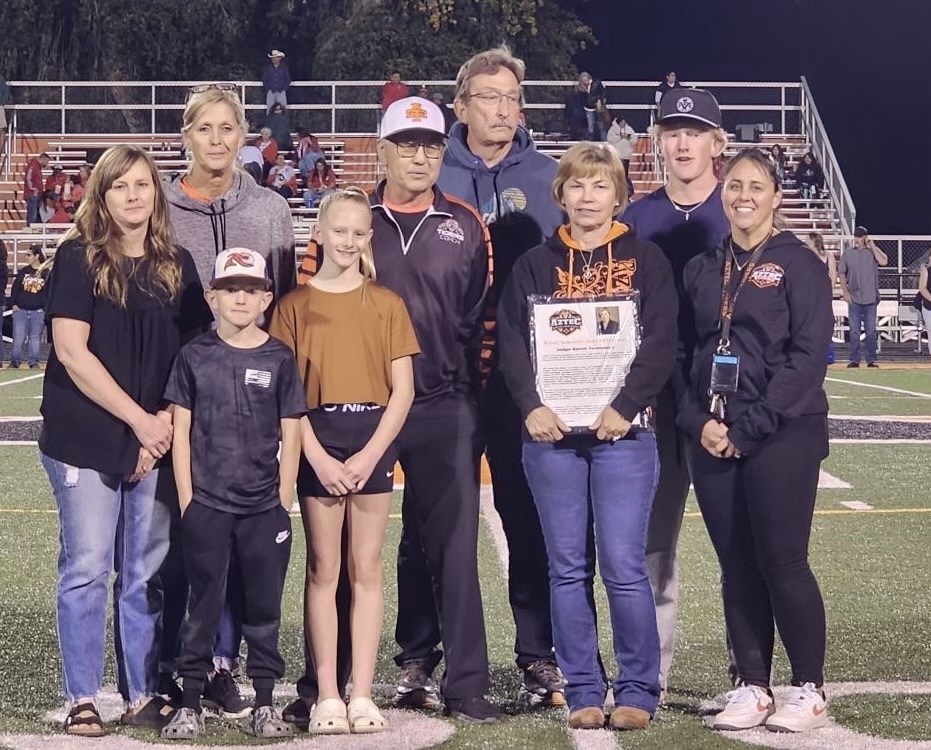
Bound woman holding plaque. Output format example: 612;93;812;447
678;149;832;734
497;142;677;732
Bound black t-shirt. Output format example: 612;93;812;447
40;241;213;475
392;209;428;244
163;332;308;515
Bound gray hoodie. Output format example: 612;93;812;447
164;172;297;306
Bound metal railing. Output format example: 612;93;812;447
1;79;802;140
799;76;856;238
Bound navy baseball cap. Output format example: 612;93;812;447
658;88;722;128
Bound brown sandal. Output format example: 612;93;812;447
65;701;105;737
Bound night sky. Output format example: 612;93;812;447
574;0;930;235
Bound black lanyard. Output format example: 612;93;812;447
717;233;773;352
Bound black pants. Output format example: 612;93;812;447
393;397;489;699
690;414;828;688
482;389;553;668
176;501;292;687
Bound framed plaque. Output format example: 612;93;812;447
528;293;642;431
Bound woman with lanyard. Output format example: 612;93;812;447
678;149;833;734
162;83;297;715
39;145;211;736
497;143;677;731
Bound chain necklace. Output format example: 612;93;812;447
578;248;596;282
667;190;712;222
729;228;777;272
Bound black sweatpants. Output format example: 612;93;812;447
482;387;553;668
176;501;292;691
393;396;490;699
690;413;828;688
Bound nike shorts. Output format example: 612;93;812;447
297;403;398;497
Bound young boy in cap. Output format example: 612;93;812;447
160;248;307;740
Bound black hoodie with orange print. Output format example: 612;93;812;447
497;221;678;426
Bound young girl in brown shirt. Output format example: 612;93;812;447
270;187;419;734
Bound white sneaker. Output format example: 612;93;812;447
712;684;775;730
766;683;828;733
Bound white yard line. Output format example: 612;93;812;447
568;728;619;750
825;376;931;400
479;485;510;578
841;501;874;511
830;414;931;423
831;438;931;445
0;440;38;446
819;470;852;489
0;416;42;422
0;373;44;387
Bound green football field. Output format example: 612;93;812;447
0;366;929;749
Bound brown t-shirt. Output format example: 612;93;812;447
270;280;420;408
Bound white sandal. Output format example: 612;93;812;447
348;696;387;734
309;698;350;735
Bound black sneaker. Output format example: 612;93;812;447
282;696;312;730
202;669;252;718
396;658;441;709
520;659;567;706
867;362;879;368
158;672;184;708
847;362;860;368
443;696;501;724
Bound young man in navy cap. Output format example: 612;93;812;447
838;225;888;368
622;87;730;698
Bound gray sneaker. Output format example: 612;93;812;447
396;658;441;709
160;707;205;740
247;705;294;738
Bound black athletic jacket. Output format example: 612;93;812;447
298;182;494;403
497;221;678;424
678;230;832;455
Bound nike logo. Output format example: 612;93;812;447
386;471;393;478
275;530;290;544
757;700;771;713
812;704;826;716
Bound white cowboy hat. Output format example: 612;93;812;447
268;50;286;59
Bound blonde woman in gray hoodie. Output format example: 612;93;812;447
161;84;297;717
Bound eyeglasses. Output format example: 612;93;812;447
393;141;445;159
187;83;239;100
467;90;522;109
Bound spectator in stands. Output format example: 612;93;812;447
24;152;49;225
607;114;637;176
78;163;92;186
296;128;324;164
38;190;56;223
769;144;788;184
654;71;682;110
39;144;212;737
263;50;291;113
497;142;675;732
918;255;931;355
431;92;456;133
163;84;297;715
49;203;74;224
417;84;429;99
381;70;408;114
578;72;607;140
255;127;278;179
46;163;67;199
794;151;824;205
267;153;298;199
303;158;336;209
679;149;833;734
839;225;888;368
0;239;7;365
238;142;264;184
8;244;48;369
563;87;588;141
264;102;294;154
439;44;566;708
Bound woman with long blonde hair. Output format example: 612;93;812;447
40;145;211;737
270;187;419;734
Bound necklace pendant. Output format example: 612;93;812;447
685;211;690;221
583;268;594;282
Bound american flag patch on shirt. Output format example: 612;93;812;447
244;369;272;388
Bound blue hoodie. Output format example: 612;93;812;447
438;122;563;289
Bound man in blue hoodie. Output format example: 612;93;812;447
422;46;566;706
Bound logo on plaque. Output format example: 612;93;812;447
549;309;583;336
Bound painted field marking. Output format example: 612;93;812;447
830;414;931;423
825;376;931;400
0;416;42;422
0;373;44;387
841;501;874;511
819;469;851;489
683;507;931;519
831;438;931;444
568;727;618;750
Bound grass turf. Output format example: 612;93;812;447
0;369;930;747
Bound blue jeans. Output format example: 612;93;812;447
26;194;41;225
522;430;661;714
11;308;43;365
848;301;877;364
41;453;172;705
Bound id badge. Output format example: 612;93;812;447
710;353;740;394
